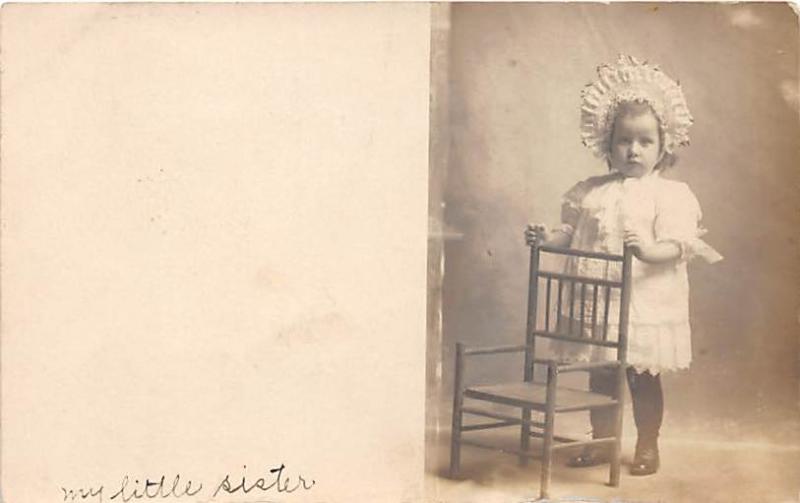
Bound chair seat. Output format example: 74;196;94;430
465;381;617;412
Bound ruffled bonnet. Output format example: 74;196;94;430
580;55;694;160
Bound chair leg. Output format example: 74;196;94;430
519;408;531;466
609;403;623;487
609;366;626;487
449;344;465;478
540;364;557;500
539;408;555;500
449;399;463;478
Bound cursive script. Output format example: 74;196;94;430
62;474;202;503
109;474;203;502
61;464;314;503
212;464;315;497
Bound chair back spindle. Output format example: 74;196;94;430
526;243;633;366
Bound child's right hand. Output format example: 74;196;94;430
525;224;549;246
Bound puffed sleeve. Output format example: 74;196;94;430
654;182;701;243
655;183;723;263
560;180;587;231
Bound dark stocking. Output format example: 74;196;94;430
626;367;663;451
587;367;618;439
586;367;664;445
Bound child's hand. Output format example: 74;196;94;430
623;229;646;251
624;230;682;264
624;229;654;261
525;224;549;246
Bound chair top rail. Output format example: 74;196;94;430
536;270;623;288
536;244;625;262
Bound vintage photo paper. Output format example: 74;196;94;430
426;3;799;503
1;4;430;503
1;3;799;503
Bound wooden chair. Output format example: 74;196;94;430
449;242;633;500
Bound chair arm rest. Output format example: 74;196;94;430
463;344;530;356
461;345;556;367
558;361;621;373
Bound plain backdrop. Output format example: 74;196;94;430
435;2;799;444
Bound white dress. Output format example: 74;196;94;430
548;171;722;374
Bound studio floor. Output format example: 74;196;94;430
425;400;800;503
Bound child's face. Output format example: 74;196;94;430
609;107;664;178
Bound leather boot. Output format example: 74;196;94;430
568;367;618;468
630;437;659;476
566;446;610;468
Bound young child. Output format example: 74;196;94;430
525;55;722;476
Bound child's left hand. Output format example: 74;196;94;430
623;229;647;251
624;229;658;261
624;230;682;263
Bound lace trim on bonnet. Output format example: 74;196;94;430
580;55;694;160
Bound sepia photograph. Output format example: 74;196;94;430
426;3;799;502
1;3;798;503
